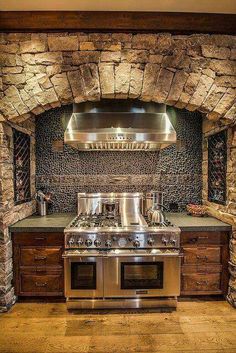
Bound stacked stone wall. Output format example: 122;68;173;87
0;31;236;310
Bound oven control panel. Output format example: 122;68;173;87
65;232;180;249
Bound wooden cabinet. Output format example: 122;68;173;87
12;232;64;297
181;231;229;296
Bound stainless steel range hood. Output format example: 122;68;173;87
64;101;177;151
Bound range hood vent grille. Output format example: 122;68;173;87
64;101;177;151
74;142;159;151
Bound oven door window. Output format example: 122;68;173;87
121;262;163;289
71;262;96;290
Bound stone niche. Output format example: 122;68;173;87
0;31;236;311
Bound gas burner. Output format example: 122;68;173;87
143;215;173;228
100;217;119;228
69;214;122;229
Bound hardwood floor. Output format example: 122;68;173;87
0;300;236;353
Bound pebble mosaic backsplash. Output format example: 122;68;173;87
35;104;202;213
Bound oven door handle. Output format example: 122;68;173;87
62;252;105;258
103;252;183;258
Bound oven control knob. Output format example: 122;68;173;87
94;239;101;247
85;239;92;247
162;236;169;246
105;240;112;248
133;240;140;248
170;237;177;246
147;238;154;246
68;237;75;246
77;238;83;246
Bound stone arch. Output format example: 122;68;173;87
0;33;236;124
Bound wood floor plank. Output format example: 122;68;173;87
0;301;236;353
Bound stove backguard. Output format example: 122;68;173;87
77;192;147;227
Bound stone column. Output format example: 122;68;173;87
0;120;36;312
202;118;236;307
0;122;15;312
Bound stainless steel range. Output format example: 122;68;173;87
63;192;181;309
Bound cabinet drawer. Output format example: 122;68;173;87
183;247;221;264
20;247;62;267
182;263;222;274
182;273;221;293
13;233;64;246
20;273;63;296
181;232;222;245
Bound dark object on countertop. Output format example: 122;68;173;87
169;203;179;212
186;204;206;217
35;190;53;216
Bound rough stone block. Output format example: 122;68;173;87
129;67;144;99
210;59;236;75
48;36;78;51
0;287;15;312
72;51;100;65
132;34;157;49
67;70;86;102
153;68;174;103
187;74;214;111
207;88;236;120
115;63;131;98
35;52;63;65
99;64;115;98
0;54;16;66
80;64;100;101
141;64;160;101
0;43;19;53
101;51;121;63
121;50;149;63
202;45;231;60
51;72;73;104
201;85;227;113
20;40;47;53
79;42;96;51
166;70;189;105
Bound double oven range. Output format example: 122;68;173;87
63;193;181;309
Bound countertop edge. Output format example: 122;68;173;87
10;227;66;233
9;213;232;233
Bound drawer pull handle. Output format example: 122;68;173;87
198;236;208;240
190;238;198;243
35;256;47;260
35;282;47;287
196;281;208;285
35;237;46;241
197;256;208;261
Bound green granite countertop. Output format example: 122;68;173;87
167;213;231;232
10;213;75;232
10;212;232;232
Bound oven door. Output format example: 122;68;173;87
103;253;181;298
64;253;103;298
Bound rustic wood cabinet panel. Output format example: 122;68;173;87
182;247;221;265
181;231;229;296
20;272;63;296
181;231;224;246
12;232;64;297
182;273;221;294
20;247;63;267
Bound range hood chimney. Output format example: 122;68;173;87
64;100;177;151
